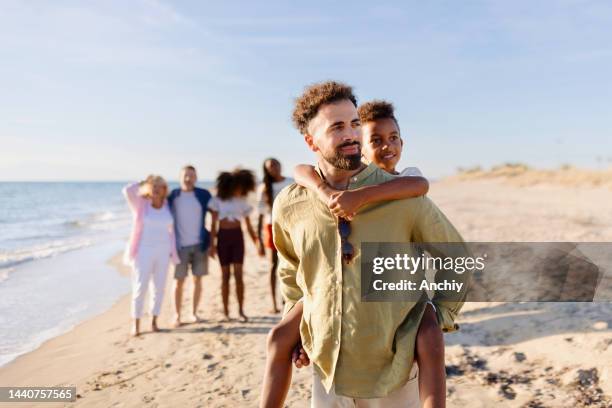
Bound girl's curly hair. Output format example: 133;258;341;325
215;171;237;200
215;168;256;200
233;168;256;196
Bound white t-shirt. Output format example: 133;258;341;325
173;191;203;248
397;167;423;177
208;197;252;222
256;177;294;224
139;202;173;248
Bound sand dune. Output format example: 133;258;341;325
451;163;612;189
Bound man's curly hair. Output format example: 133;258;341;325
292;81;357;135
357;100;399;129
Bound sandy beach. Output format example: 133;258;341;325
1;174;611;407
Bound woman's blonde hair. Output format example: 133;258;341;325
139;174;168;199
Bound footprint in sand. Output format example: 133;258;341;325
595;338;612;351
142;394;154;403
498;383;516;400
514;352;527;362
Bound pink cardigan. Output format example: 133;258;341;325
122;182;180;266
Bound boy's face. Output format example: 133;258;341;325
361;118;403;174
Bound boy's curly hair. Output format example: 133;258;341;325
292;81;357;135
357;100;399;129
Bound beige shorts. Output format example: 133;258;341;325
312;365;420;408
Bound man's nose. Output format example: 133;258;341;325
352;124;362;141
341;127;360;142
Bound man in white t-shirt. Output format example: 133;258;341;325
168;165;213;326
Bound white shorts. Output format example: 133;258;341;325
311;365;420;408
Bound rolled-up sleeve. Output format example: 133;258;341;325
272;203;303;316
411;197;472;333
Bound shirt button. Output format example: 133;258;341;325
335;340;339;345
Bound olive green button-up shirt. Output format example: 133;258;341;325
272;163;470;398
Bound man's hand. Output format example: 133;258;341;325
208;245;217;258
328;190;363;220
292;341;310;368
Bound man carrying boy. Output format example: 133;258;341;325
272;81;471;406
168;165;212;326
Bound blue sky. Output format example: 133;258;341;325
1;0;611;181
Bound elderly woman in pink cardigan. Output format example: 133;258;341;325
123;175;180;336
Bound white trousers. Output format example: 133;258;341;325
131;245;170;319
312;365;420;408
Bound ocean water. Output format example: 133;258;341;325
0;182;131;278
0;181;213;367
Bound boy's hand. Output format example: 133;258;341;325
316;182;338;206
292;341;310;368
328;190;363;220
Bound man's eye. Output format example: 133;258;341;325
351;121;361;128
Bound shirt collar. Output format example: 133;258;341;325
315;161;376;189
348;162;378;187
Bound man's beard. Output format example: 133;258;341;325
322;142;362;170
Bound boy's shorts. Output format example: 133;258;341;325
174;244;208;279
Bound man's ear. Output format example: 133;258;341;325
304;133;319;153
